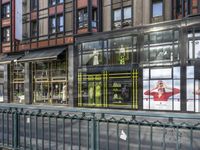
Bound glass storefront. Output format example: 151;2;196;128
141;30;179;64
78;70;138;109
79;36;138;67
33;58;67;105
12;63;25;103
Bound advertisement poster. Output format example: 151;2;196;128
143;68;181;110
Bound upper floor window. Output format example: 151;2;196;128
2;27;10;42
113;6;132;29
152;0;163;17
31;21;37;37
31;0;38;11
78;8;88;28
49;0;63;6
2;3;10;18
49;15;64;34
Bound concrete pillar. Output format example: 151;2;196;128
24;62;32;104
103;0;111;31
134;0;143;26
143;0;151;25
68;45;75;107
164;0;172;21
3;64;11;103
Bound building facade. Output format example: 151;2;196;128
0;0;200;112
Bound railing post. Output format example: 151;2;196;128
91;113;97;150
13;108;19;150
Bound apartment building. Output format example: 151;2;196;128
0;0;200;112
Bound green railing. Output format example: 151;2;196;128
0;104;200;150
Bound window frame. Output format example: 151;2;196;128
49;15;64;34
113;6;132;29
78;8;88;29
152;0;163;18
2;27;10;42
1;3;10;19
31;20;38;37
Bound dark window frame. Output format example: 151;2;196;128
49;15;64;34
1;3;10;19
2;27;10;42
78;8;88;29
31;20;38;37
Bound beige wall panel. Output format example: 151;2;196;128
143;0;150;25
103;5;111;31
134;0;143;26
39;0;48;10
164;0;172;21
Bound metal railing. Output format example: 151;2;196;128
0;104;200;150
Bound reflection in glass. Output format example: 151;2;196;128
150;68;172;79
195;40;200;58
109;80;131;108
13;63;25;103
108;36;132;65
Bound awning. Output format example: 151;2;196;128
18;47;66;62
0;53;23;64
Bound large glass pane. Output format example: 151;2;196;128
187;79;194;111
195;80;200;112
189;40;193;59
108;36;132;65
109;79;132;108
150;45;173;61
150;68;172;79
194;40;200;58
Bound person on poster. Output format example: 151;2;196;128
194;89;200;95
144;80;180;101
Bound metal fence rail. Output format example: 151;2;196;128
0;104;200;150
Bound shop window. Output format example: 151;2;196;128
113;6;132;29
33;59;67;105
12;63;25;104
186;65;200;112
2;3;10;18
143;67;181;111
107;36;136;65
81;41;103;66
80;74;103;107
2;27;10;42
31;21;37;37
78;8;88;28
78;71;138;109
188;29;200;59
31;0;38;11
141;30;179;64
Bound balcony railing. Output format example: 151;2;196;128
0;104;200;150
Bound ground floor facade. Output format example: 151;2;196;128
1;17;200;112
